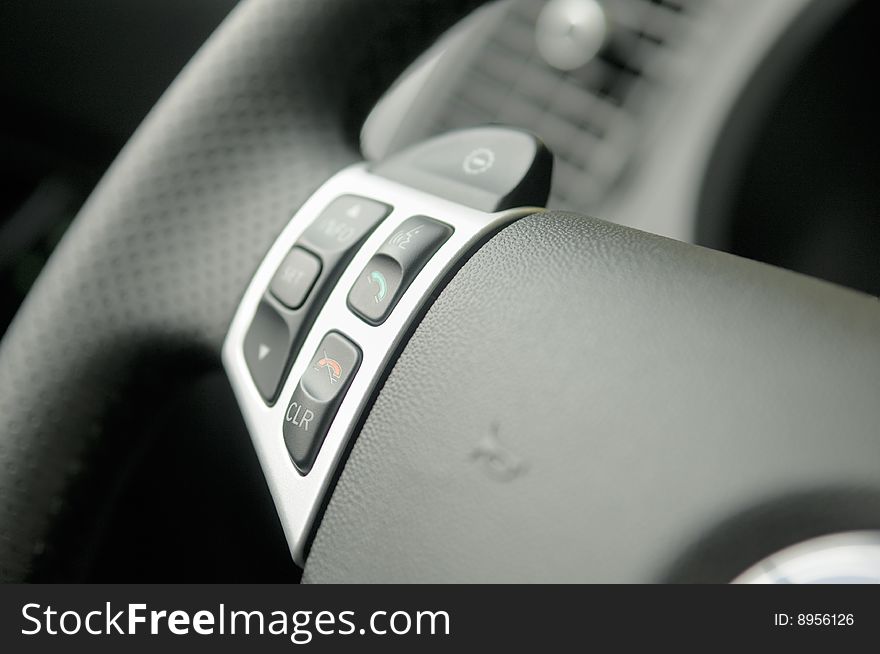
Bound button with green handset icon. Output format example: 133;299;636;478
369;269;388;303
347;216;452;325
347;255;403;323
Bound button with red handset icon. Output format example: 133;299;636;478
315;352;343;383
283;331;361;474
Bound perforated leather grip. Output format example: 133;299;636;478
0;0;488;581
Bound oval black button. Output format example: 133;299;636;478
347;216;452;325
372;127;552;212
243;301;295;402
283;332;362;475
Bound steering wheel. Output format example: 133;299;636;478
2;0;880;583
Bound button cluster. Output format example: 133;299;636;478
279;216;452;473
243;128;552;475
243;195;453;476
243;195;390;403
227;127;555;564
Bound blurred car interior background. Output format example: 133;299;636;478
2;0;878;343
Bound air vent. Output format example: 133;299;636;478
431;0;714;211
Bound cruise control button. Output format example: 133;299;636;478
348;216;452;325
244;301;295;402
283;332;361;474
300;195;391;255
269;246;321;309
372;126;552;212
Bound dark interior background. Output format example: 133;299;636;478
702;0;880;297
0;0;238;336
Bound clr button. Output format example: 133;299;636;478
282;332;361;474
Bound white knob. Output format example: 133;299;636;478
536;0;609;72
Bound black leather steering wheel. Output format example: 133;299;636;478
2;0;880;583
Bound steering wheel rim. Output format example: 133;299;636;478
0;0;488;581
